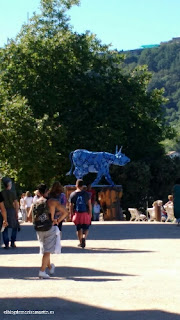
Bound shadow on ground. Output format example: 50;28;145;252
16;222;180;242
0;245;154;255
62;246;154;254
0;297;179;320
0;265;135;280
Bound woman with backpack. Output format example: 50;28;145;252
29;184;68;279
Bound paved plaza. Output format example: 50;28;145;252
0;221;180;320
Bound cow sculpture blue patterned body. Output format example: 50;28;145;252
66;147;130;186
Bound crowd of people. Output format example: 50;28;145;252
18;183;101;225
0;178;102;278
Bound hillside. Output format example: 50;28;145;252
121;38;180;150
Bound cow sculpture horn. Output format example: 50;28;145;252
115;145;118;154
119;146;123;153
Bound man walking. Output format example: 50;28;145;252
69;179;92;248
1;178;19;248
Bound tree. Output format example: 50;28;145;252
0;95;66;189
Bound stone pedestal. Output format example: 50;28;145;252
64;184;123;221
97;186;123;220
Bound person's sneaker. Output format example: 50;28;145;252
4;244;9;250
49;264;55;275
81;238;86;248
39;271;50;279
11;243;16;248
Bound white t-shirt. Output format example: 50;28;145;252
33;195;39;204
20;198;25;210
24;196;33;208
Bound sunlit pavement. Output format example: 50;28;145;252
0;221;180;320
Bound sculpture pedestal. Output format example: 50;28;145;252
64;184;123;221
97;186;123;220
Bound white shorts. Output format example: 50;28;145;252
37;226;56;254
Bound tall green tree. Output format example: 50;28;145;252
0;95;66;189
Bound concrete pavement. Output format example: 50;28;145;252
0;221;180;320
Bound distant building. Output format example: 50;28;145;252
140;44;159;49
124;37;180;54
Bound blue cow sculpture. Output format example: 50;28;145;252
66;147;130;186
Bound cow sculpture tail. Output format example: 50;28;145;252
66;152;74;176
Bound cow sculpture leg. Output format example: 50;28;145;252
73;168;83;179
104;172;115;186
92;171;115;186
91;172;103;186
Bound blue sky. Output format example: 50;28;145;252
1;0;180;50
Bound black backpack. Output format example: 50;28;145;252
32;201;52;231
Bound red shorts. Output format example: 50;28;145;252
72;212;91;225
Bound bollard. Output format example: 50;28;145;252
154;202;161;221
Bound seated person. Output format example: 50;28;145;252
164;195;173;208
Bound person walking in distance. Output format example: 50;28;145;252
93;200;101;221
69;179;92;248
24;191;33;222
1;178;19;248
20;193;26;222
